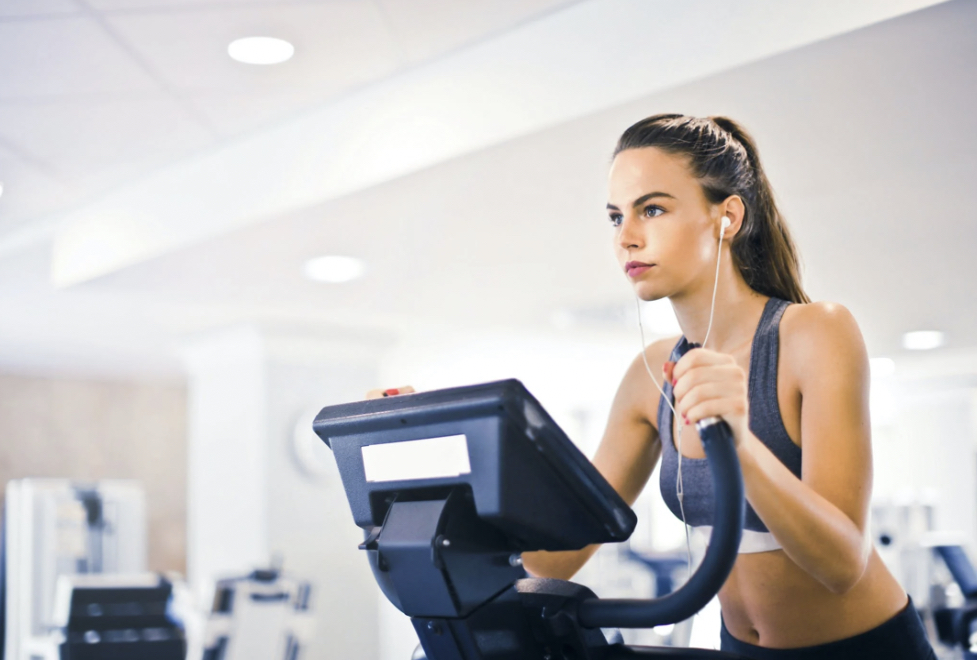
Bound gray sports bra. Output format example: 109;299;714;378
658;297;801;553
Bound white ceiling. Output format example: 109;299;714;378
0;0;971;378
0;0;575;230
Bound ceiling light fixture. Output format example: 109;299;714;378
303;255;366;283
0;182;4;199
902;330;945;351
227;36;295;65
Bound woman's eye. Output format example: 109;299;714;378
608;213;623;227
644;205;664;218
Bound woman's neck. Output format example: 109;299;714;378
670;259;767;354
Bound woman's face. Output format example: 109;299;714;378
607;147;719;302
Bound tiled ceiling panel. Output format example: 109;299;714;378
378;0;577;64
0;0;81;18
0;16;159;99
0;146;69;228
85;0;329;8
0;0;583;228
184;87;340;139
103;3;402;94
0;95;218;179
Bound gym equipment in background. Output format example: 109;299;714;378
623;547;696;648
201;568;314;660
314;377;747;659
872;496;939;612
54;574;185;660
1;479;184;660
930;544;977;658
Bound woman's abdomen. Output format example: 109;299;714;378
718;548;908;648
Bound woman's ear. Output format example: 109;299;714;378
720;195;746;239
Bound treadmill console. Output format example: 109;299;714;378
314;379;636;553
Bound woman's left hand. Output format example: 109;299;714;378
668;348;750;447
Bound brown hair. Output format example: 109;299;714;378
614;114;810;304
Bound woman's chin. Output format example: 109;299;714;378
632;283;666;302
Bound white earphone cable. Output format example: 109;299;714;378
635;298;692;574
702;221;728;350
634;217;728;577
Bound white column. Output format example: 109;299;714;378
182;326;270;604
182;326;383;660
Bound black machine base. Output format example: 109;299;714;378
411;578;747;660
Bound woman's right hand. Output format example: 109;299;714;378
365;385;416;400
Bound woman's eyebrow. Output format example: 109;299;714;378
606;191;676;211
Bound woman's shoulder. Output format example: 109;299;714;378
781;300;862;341
780;300;868;383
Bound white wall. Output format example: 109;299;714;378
871;350;977;549
380;329;636;451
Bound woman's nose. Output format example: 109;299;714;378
618;214;643;250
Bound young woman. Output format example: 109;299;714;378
521;114;937;658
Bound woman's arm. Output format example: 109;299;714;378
522;342;668;580
673;302;874;594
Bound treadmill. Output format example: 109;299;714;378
314;377;747;659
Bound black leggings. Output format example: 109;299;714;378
719;597;938;660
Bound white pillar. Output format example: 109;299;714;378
182;326;384;660
183;326;269;604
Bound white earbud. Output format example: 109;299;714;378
720;215;731;232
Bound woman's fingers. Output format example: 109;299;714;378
683;399;741;426
672;347;733;381
671;351;747;428
670;349;749;444
365;385;416;400
662;361;675;384
676;382;747;423
672;364;744;401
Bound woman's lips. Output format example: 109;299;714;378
625;261;655;278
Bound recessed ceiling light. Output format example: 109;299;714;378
227;37;295;65
303;256;365;283
0;182;4;199
902;330;944;351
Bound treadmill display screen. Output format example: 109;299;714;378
362;434;472;483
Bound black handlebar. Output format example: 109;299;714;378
578;417;743;628
577;338;746;630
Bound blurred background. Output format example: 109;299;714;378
1;0;975;658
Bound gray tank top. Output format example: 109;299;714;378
658;297;801;548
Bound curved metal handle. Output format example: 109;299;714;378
577;342;745;629
577;419;743;628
